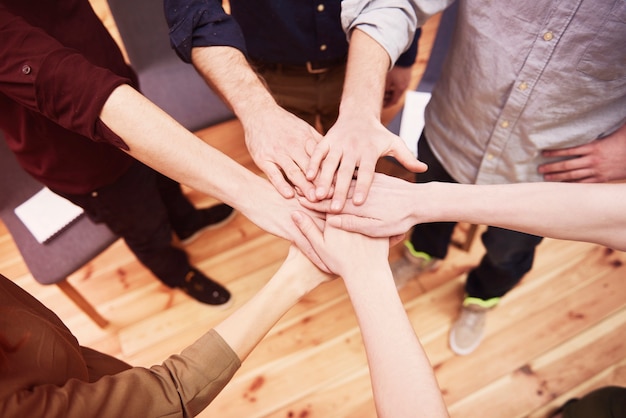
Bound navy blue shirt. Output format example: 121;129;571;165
165;0;419;67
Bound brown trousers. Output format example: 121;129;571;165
255;62;346;134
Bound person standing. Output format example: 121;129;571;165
165;0;435;207
379;0;626;355
228;1;420;133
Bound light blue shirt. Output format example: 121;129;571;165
341;0;452;67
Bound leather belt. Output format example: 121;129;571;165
250;56;347;74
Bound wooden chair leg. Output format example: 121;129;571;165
56;280;109;328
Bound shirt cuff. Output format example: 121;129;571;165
165;0;247;63
36;49;132;144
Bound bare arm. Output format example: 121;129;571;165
100;84;327;269
307;30;426;212
215;246;331;361
300;174;626;251
190;46;322;200
292;212;448;418
0;248;331;418
430;182;626;251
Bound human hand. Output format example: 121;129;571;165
242;100;324;200
538;124;626;183
240;177;329;271
291;211;389;279
190;46;323;199
298;172;421;238
383;66;412;108
305;115;427;212
277;245;336;294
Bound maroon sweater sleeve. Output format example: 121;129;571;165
0;5;132;149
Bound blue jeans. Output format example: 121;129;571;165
408;133;543;300
57;161;201;288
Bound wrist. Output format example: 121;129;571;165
191;46;277;122
337;98;381;123
419;182;476;224
407;182;448;224
341;262;393;293
268;261;317;302
232;83;278;123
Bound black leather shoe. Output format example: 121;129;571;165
179;268;231;306
178;204;236;244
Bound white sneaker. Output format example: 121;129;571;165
449;297;499;355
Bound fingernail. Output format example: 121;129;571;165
353;192;364;204
307;189;317;201
316;187;326;198
331;200;341;212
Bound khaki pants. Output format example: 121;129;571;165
254;62;346;133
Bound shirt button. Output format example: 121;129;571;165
317;4;325;12
518;81;528;91
21;65;32;75
320;44;327;51
91;191;99;197
543;31;554;41
500;120;510;128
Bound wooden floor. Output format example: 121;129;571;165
3;3;625;417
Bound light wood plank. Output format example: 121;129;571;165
1;3;624;418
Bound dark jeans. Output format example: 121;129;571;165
561;386;626;418
408;133;543;300
57;161;201;288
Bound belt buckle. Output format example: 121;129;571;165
306;61;329;74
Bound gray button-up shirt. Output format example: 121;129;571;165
341;0;453;67
424;0;626;184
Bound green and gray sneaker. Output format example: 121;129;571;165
449;296;500;355
391;241;441;289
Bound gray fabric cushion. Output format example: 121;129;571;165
0;136;118;285
107;0;234;131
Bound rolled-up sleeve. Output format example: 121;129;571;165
341;0;450;66
0;274;242;418
0;329;241;418
164;0;247;63
0;7;131;147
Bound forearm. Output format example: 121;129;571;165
339;29;390;121
214;251;319;361
342;261;448;417
191;46;278;124
425;182;626;251
100;84;260;214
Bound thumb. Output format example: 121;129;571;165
291;211;324;245
391;139;428;173
327;214;379;236
291;212;330;273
